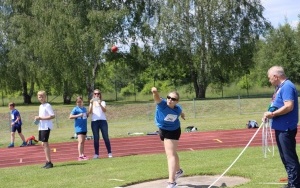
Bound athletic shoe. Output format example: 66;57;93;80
166;182;177;188
44;162;53;169
78;157;84;161
93;154;99;159
20;142;27;147
108;153;113;158
175;169;184;180
42;162;48;168
282;184;297;188
7;143;14;148
42;161;53;169
78;156;89;161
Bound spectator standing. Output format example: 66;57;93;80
7;102;27;148
88;89;112;159
69;96;89;161
34;90;55;169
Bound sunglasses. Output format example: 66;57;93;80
94;93;100;95
167;96;178;101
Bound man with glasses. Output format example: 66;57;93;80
89;89;112;159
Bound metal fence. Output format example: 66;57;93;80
0;97;272;131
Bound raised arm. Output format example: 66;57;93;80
88;99;93;114
151;87;162;104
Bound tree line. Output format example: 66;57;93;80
0;0;299;104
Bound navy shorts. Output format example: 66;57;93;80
39;129;51;142
159;127;181;141
11;124;22;133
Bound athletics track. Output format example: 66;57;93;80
1;128;297;169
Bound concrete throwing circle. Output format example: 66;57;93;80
120;175;250;188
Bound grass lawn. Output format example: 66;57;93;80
0;97;294;187
0;147;288;188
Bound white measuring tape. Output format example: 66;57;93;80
262;120;275;158
208;121;274;188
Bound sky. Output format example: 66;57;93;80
261;0;300;28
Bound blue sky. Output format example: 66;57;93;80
261;0;300;28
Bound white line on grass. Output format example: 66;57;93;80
109;179;125;182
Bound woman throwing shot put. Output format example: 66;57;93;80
151;87;185;188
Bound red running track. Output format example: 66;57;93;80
1;128;300;169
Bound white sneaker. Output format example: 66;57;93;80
166;182;177;188
108;153;113;158
93;154;99;159
175;169;184;180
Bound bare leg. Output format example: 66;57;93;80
18;132;26;142
78;134;86;156
42;142;51;162
164;138;180;183
10;132;15;143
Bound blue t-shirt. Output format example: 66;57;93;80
154;99;182;131
11;109;22;126
271;80;298;131
70;106;88;133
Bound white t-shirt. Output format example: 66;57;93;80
38;103;55;130
90;101;107;121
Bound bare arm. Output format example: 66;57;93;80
99;101;107;112
35;115;55;120
151;87;162;104
11;115;21;126
181;112;186;120
264;100;294;119
69;113;83;119
88;99;106;114
88;99;93;114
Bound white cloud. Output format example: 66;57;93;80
261;0;300;28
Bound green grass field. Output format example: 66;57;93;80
0;96;293;187
0;147;288;188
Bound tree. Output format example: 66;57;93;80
254;22;300;86
2;0;38;104
151;0;270;98
30;1;129;103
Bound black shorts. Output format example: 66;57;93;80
159;127;181;141
39;129;51;142
11;125;22;133
76;132;87;135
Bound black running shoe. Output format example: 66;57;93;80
44;162;53;169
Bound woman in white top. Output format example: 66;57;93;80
88;89;112;159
